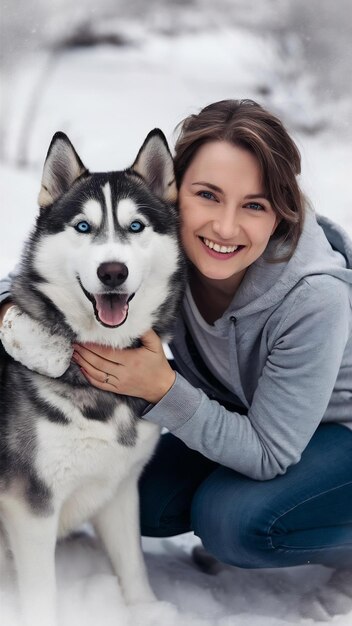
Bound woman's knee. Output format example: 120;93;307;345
190;467;274;568
190;431;352;569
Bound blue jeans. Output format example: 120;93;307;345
139;424;352;568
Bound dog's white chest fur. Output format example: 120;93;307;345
34;401;160;538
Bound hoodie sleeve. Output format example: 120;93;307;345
143;276;351;480
0;266;19;304
0;266;19;358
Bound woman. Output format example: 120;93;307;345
1;99;352;569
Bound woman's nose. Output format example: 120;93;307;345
212;207;241;240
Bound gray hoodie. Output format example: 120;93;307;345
143;209;352;479
1;209;351;480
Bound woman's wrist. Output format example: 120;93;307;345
148;368;176;404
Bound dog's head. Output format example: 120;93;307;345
19;130;184;345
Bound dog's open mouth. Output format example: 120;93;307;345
93;293;133;327
78;279;134;328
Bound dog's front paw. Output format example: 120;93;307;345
129;599;178;626
124;586;157;606
0;305;73;377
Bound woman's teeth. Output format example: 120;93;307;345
203;238;239;253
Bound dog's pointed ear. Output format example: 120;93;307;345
38;132;88;208
131;129;177;203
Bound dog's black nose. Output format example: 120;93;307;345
97;262;128;288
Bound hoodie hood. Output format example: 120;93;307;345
218;209;352;323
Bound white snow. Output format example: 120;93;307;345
1;19;351;626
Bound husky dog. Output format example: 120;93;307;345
0;130;184;626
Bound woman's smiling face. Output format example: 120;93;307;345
179;141;280;290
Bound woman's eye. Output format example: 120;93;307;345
129;220;145;233
198;190;217;201
245;202;265;211
75;221;91;233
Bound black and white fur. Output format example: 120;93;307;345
0;130;185;626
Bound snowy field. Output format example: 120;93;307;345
1;11;352;626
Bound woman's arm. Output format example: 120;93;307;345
0;265;19;316
144;277;350;479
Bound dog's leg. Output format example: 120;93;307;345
93;476;156;605
3;501;58;626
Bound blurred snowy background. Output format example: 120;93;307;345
0;1;352;624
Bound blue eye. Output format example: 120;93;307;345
245;203;265;212
75;221;91;233
129;221;145;233
198;191;217;201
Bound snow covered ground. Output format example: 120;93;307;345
1;18;352;626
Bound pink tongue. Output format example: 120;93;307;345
95;294;129;327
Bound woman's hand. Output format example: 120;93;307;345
72;329;176;404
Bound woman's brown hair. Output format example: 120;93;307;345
174;99;306;261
